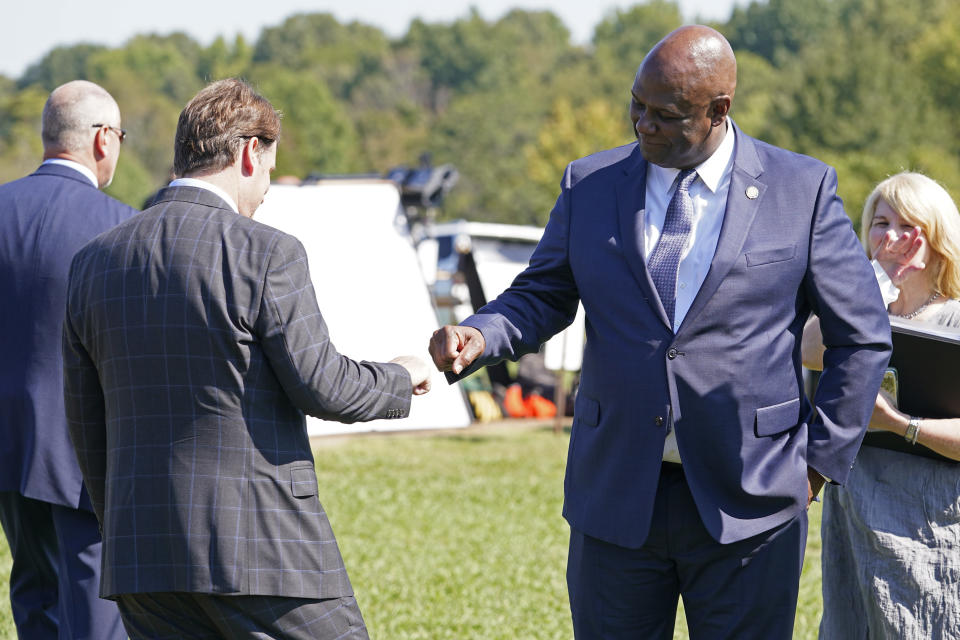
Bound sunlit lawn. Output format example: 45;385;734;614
0;423;823;638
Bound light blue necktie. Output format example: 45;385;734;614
648;169;697;328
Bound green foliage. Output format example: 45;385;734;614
85;34;204;105
104;150;161;209
591;1;684;102
484;9;574;89
404;10;500;96
253;13;390;99
83;35;209;203
592;1;684;67
426;88;551;225
348;47;433;171
524;97;633;219
737;0;960;213
823;147;960;231
403;8;574;108
726;51;782;141
0;87;46;183
17;44;107;90
725;0;838;66
89;66;183;203
197;36;253;83
912;3;960;101
0;531;11;637
247;66;362;178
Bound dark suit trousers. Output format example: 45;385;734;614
567;463;807;640
115;592;369;640
0;491;125;640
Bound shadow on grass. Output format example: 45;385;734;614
537;425;572;435
436;434;497;444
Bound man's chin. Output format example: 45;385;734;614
638;144;669;166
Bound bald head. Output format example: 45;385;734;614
42;80;120;153
642;25;737;102
630;25;737;169
41;80;124;188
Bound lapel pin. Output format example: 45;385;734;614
746;186;759;200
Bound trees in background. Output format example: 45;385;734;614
727;0;960;221
1;0;958;227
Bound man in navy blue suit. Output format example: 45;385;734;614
0;80;136;639
430;26;891;638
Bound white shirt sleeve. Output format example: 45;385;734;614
872;259;900;306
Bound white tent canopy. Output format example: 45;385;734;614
255;180;472;436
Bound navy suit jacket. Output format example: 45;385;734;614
459;125;892;547
63;186;412;598
0;163;137;509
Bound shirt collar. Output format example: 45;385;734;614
647;121;735;194
168;177;239;213
41;159;98;188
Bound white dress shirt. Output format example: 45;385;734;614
168;177;239;214
42;158;98;188
644;123;736;463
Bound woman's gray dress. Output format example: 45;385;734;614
819;299;960;639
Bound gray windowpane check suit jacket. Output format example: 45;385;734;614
63;186;412;599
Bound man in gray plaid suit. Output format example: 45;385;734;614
63;78;431;639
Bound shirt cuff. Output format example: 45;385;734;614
872;259;900;306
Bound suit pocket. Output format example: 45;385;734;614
745;244;796;267
291;466;319;498
575;394;600;428
755;397;800;437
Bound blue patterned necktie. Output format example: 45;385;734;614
648;168;698;328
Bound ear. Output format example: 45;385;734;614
709;96;732;126
92;126;110;160
240;136;260;177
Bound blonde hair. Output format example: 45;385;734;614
861;172;960;299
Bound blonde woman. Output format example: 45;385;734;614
803;172;960;639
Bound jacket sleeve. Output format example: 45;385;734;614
803;167;892;483
256;234;412;423
62;265;108;524
456;163;581;377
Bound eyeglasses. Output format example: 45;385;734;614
92;124;127;144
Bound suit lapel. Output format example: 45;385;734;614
615;149;673;330
678;125;766;334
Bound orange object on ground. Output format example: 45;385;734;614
503;383;530;417
525;393;557;418
503;383;558;418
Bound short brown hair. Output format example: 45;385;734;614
174;78;281;176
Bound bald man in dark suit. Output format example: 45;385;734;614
430;26;891;639
0;80;135;640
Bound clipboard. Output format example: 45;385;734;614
860;317;960;462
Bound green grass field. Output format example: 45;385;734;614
0;423;823;638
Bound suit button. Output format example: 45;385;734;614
667;348;678;359
654;416;664;427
